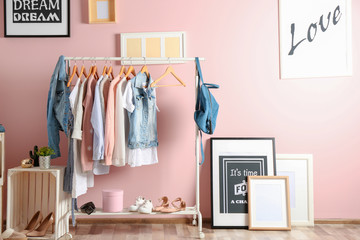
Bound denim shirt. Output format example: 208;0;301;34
47;55;71;158
127;72;159;149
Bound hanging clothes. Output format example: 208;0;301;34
63;77;80;193
112;77;128;166
104;75;121;165
91;75;110;175
123;72;159;167
80;74;97;172
47;55;70;158
72;76;94;198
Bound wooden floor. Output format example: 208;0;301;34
68;223;360;240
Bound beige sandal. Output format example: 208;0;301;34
152;196;169;212
160;197;186;213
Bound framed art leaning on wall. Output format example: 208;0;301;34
4;0;70;37
210;138;276;228
247;176;291;231
276;154;314;226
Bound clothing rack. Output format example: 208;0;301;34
65;56;206;239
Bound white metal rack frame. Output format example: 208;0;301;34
65;56;205;239
0;132;5;233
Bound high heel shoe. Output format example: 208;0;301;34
20;210;43;235
26;212;54;237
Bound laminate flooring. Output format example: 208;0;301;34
68;223;360;240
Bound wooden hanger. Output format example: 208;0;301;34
124;66;136;80
107;66;114;79
141;65;149;78
78;65;88;80
118;65;126;77
102;65;108;76
150;66;186;88
67;64;79;87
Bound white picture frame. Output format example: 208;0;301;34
279;0;352;79
248;176;291;231
276;154;314;226
210;138;276;228
120;31;186;65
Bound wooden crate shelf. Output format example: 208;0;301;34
7;166;71;240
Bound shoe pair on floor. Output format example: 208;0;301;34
129;196;186;214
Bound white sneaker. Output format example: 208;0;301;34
129;196;145;212
138;200;153;214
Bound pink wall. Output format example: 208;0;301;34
1;0;360;219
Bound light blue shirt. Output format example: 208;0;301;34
91;75;110;175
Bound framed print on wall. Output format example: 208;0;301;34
120;32;186;65
4;0;70;37
276;154;314;226
279;0;352;78
248;176;291;231
210;138;276;228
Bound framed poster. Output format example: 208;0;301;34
276;154;314;226
4;0;70;37
210;138;276;228
279;0;352;78
248;176;291;231
120;32;186;65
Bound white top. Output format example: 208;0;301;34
71;79;94;198
72;78;87;140
112;78;128;167
99;75;110;127
91;75;110;175
69;78;80;111
123;80;159;167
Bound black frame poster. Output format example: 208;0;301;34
210;137;276;229
219;156;268;214
4;0;70;37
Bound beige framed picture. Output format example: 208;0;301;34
248;176;291;231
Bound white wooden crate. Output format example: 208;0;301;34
7;166;71;240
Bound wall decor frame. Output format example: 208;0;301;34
276;154;314;226
210;138;276;229
248;176;291;231
4;0;70;37
88;0;116;24
279;0;352;78
120;32;186;65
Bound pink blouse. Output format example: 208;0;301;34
81;75;97;172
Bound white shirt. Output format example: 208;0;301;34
112;78;128;167
69;78;80;111
72;78;87;140
123;80;159;167
91;76;110;175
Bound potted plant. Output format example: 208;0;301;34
37;146;55;169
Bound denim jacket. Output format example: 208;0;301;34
47;55;71;158
127;72;159;149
